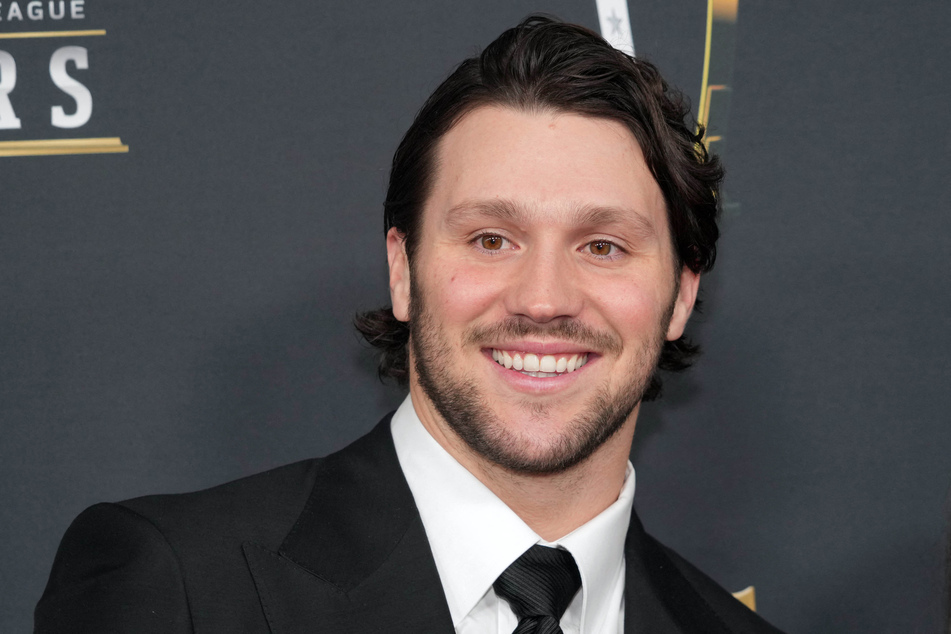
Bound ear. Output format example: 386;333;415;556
387;227;411;322
666;266;700;341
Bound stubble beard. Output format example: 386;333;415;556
409;279;674;476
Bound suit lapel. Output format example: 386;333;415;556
242;417;737;633
244;417;454;633
623;509;732;634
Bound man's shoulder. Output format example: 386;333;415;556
114;457;323;550
63;416;398;560
37;421;401;632
38;459;328;633
646;532;786;634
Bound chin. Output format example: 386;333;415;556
417;364;639;475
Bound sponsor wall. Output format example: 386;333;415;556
2;1;949;631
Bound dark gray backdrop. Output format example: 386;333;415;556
2;1;949;632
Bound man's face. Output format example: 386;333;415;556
388;106;698;474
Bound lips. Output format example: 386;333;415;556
491;349;589;377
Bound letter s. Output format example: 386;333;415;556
0;50;22;130
50;46;92;128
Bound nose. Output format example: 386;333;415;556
503;242;583;323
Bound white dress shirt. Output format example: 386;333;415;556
390;395;635;634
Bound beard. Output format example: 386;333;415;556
409;278;673;476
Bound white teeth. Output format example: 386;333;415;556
523;354;539;372
491;349;590;376
539;355;557;373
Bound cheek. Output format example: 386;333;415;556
426;264;503;322
588;275;672;337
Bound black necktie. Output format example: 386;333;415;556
493;544;582;634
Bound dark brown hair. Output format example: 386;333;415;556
355;15;723;401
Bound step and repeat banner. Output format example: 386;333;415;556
3;1;949;631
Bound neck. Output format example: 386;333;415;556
468;437;634;541
409;383;637;541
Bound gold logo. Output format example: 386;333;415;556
0;2;128;158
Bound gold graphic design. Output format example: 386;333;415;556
0;30;106;39
0;137;129;157
711;0;738;21
697;0;738;155
1;28;128;157
700;84;727;144
732;586;756;611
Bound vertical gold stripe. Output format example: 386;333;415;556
697;0;715;131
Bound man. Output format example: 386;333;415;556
36;16;783;633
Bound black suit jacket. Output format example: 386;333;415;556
36;416;783;633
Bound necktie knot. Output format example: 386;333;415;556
493;544;582;634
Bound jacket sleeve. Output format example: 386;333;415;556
34;502;193;634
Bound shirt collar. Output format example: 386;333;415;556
551;462;634;632
390;394;635;632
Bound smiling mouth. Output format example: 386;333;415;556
490;349;589;377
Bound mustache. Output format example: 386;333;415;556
463;317;622;356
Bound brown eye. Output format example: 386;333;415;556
589;241;614;256
480;235;504;250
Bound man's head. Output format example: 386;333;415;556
356;16;723;474
358;15;722;398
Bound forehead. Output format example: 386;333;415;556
423;106;668;234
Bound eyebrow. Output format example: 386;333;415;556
443;198;658;237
